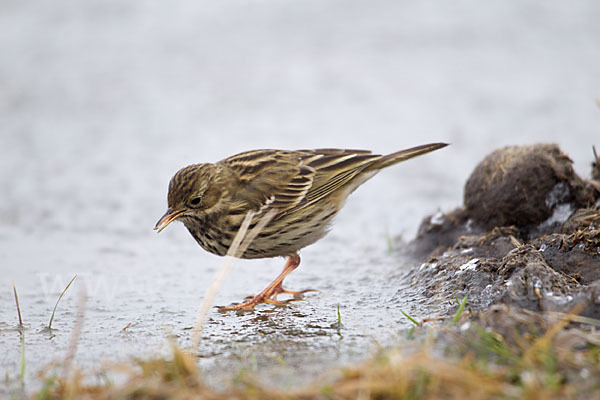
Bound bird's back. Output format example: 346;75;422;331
209;149;380;258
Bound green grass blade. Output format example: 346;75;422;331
48;275;77;329
385;230;394;253
20;331;25;381
335;304;343;339
451;295;468;325
401;310;420;327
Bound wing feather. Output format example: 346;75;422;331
220;149;382;218
220;150;315;214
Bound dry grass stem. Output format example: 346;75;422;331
62;286;87;381
13;281;23;327
523;303;584;363
191;209;276;349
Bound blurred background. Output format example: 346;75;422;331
1;0;599;390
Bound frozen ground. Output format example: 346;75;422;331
1;0;599;393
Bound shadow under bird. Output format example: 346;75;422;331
155;143;448;310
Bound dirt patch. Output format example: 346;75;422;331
407;144;600;319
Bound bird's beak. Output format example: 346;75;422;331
154;208;186;233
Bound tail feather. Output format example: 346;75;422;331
368;142;448;171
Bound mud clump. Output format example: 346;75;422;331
406;143;600;320
593;146;600;182
464;144;595;232
408;208;472;258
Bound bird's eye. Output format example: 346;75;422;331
190;197;202;206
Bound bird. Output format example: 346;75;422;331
154;143;448;310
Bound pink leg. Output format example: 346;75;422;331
219;254;316;311
219;254;308;311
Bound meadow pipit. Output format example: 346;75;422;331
155;143;448;310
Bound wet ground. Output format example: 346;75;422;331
1;0;600;395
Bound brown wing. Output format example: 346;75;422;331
220;149;316;214
220;149;383;217
294;149;382;211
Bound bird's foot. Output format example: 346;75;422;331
217;295;299;312
217;253;317;312
218;286;318;311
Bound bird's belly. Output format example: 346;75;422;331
243;206;339;259
183;205;339;259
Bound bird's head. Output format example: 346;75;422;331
154;163;223;233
